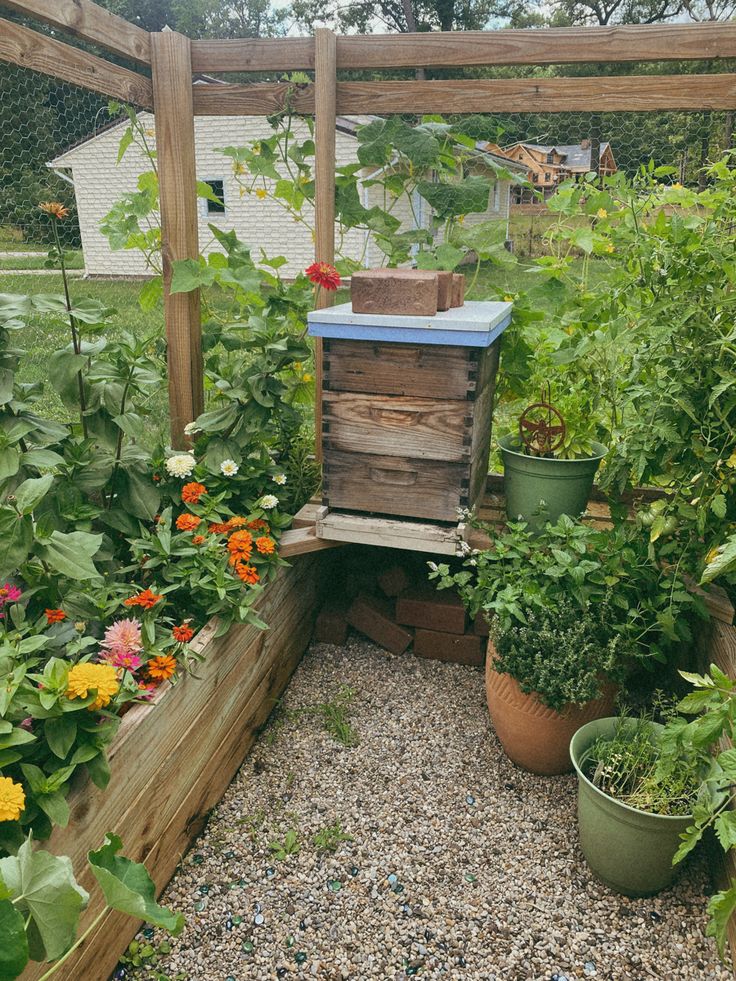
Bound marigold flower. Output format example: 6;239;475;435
39;201;69;220
227;529;253;562
66;663;120;711
124;588;164;610
165;453;196;478
45;608;66;624
172;623;195;643
146;654;177;682
0;776;25;822
182;482;207;504
176;512;201;532
234;562;260;585
305;261;341;291
193;534;206;545
256;536;276;555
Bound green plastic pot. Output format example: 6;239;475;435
499;434;607;527
569;717;692;897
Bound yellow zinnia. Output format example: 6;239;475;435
0;776;25;822
66;663;119;711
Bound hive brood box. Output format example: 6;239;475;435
308;301;512;524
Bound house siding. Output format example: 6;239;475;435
53;114;513;278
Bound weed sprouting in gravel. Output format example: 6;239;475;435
268;827;300;860
313;822;354;854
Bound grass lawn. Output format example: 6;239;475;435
0;252;85;271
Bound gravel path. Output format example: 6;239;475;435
127;637;730;981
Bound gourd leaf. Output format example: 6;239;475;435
707;884;736;959
701;534;736;584
88;833;184;935
0;509;32;578
0;896;28;981
0;837;88;962
36;530;102;581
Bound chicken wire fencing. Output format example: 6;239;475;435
0;63;127;256
1;57;733;265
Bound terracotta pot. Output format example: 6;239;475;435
485;643;617;776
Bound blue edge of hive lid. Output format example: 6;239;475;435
307;300;513;348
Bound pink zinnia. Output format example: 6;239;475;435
0;583;21;605
102;618;142;656
100;649;142;672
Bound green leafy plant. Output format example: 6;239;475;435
268;827;300;861
492;598;629;712
431;513;701;663
0;832;182;980
313;821;353;854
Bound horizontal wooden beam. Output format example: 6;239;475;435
193;80;314;114
0;16;153;105
336;23;736;70
335;74;736;114
192;73;736;116
190;36;314;72
0;0;150;64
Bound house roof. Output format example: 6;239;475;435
506;141;611;170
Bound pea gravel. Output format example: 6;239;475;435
128;636;730;981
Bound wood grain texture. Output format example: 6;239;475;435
323;448;467;522
313;27;337;465
1;0;150;63
0;16;152;106
279;524;343;557
323;338;477;400
192;81;315;115
335;74;736;114
190;36;315;72
317;509;465;554
151;31;204;448
335;23;736;69
19;553;329;981
323;390;471;462
468;375;495;508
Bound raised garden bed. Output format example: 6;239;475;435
20;551;331;981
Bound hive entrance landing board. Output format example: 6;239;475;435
315;506;469;556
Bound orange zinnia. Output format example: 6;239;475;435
208;521;229;534
227;529;253;562
256;536;275;555
181;482;207;504
146;654;177;681
172;623;195;643
193;534;206;545
124;588;164;610
226;516;248;529
39;201;69;220
45;608;66;624
176;513;201;532
234;562;260;585
247;519;270;532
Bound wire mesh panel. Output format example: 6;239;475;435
0;63;124;250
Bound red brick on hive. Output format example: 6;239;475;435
396;582;467;635
451;273;466;307
377;564;411;598
351;269;439;317
314;597;350;646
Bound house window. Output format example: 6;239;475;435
546;152;554;164
544;172;551;182
493;181;500;210
202;178;226;215
532;173;539;183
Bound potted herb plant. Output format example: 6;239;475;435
570;666;736;956
500;394;607;527
430;513;700;775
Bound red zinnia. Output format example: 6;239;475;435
305;262;341;291
45;608;66;624
172;624;195;643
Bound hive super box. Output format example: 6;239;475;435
307;300;512;523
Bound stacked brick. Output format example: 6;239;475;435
312;546;488;666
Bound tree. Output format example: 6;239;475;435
289;0;510;34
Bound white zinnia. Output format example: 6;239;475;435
220;459;239;476
165;453;196;478
259;494;279;510
184;421;201;436
272;474;287;485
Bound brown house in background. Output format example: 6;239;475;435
501;140;617;202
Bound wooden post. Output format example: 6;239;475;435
150;30;204;448
313;27;337;463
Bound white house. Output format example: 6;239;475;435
49;113;524;278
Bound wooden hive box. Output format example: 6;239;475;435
309;301;512;523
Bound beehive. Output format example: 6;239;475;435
308;301;512;524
